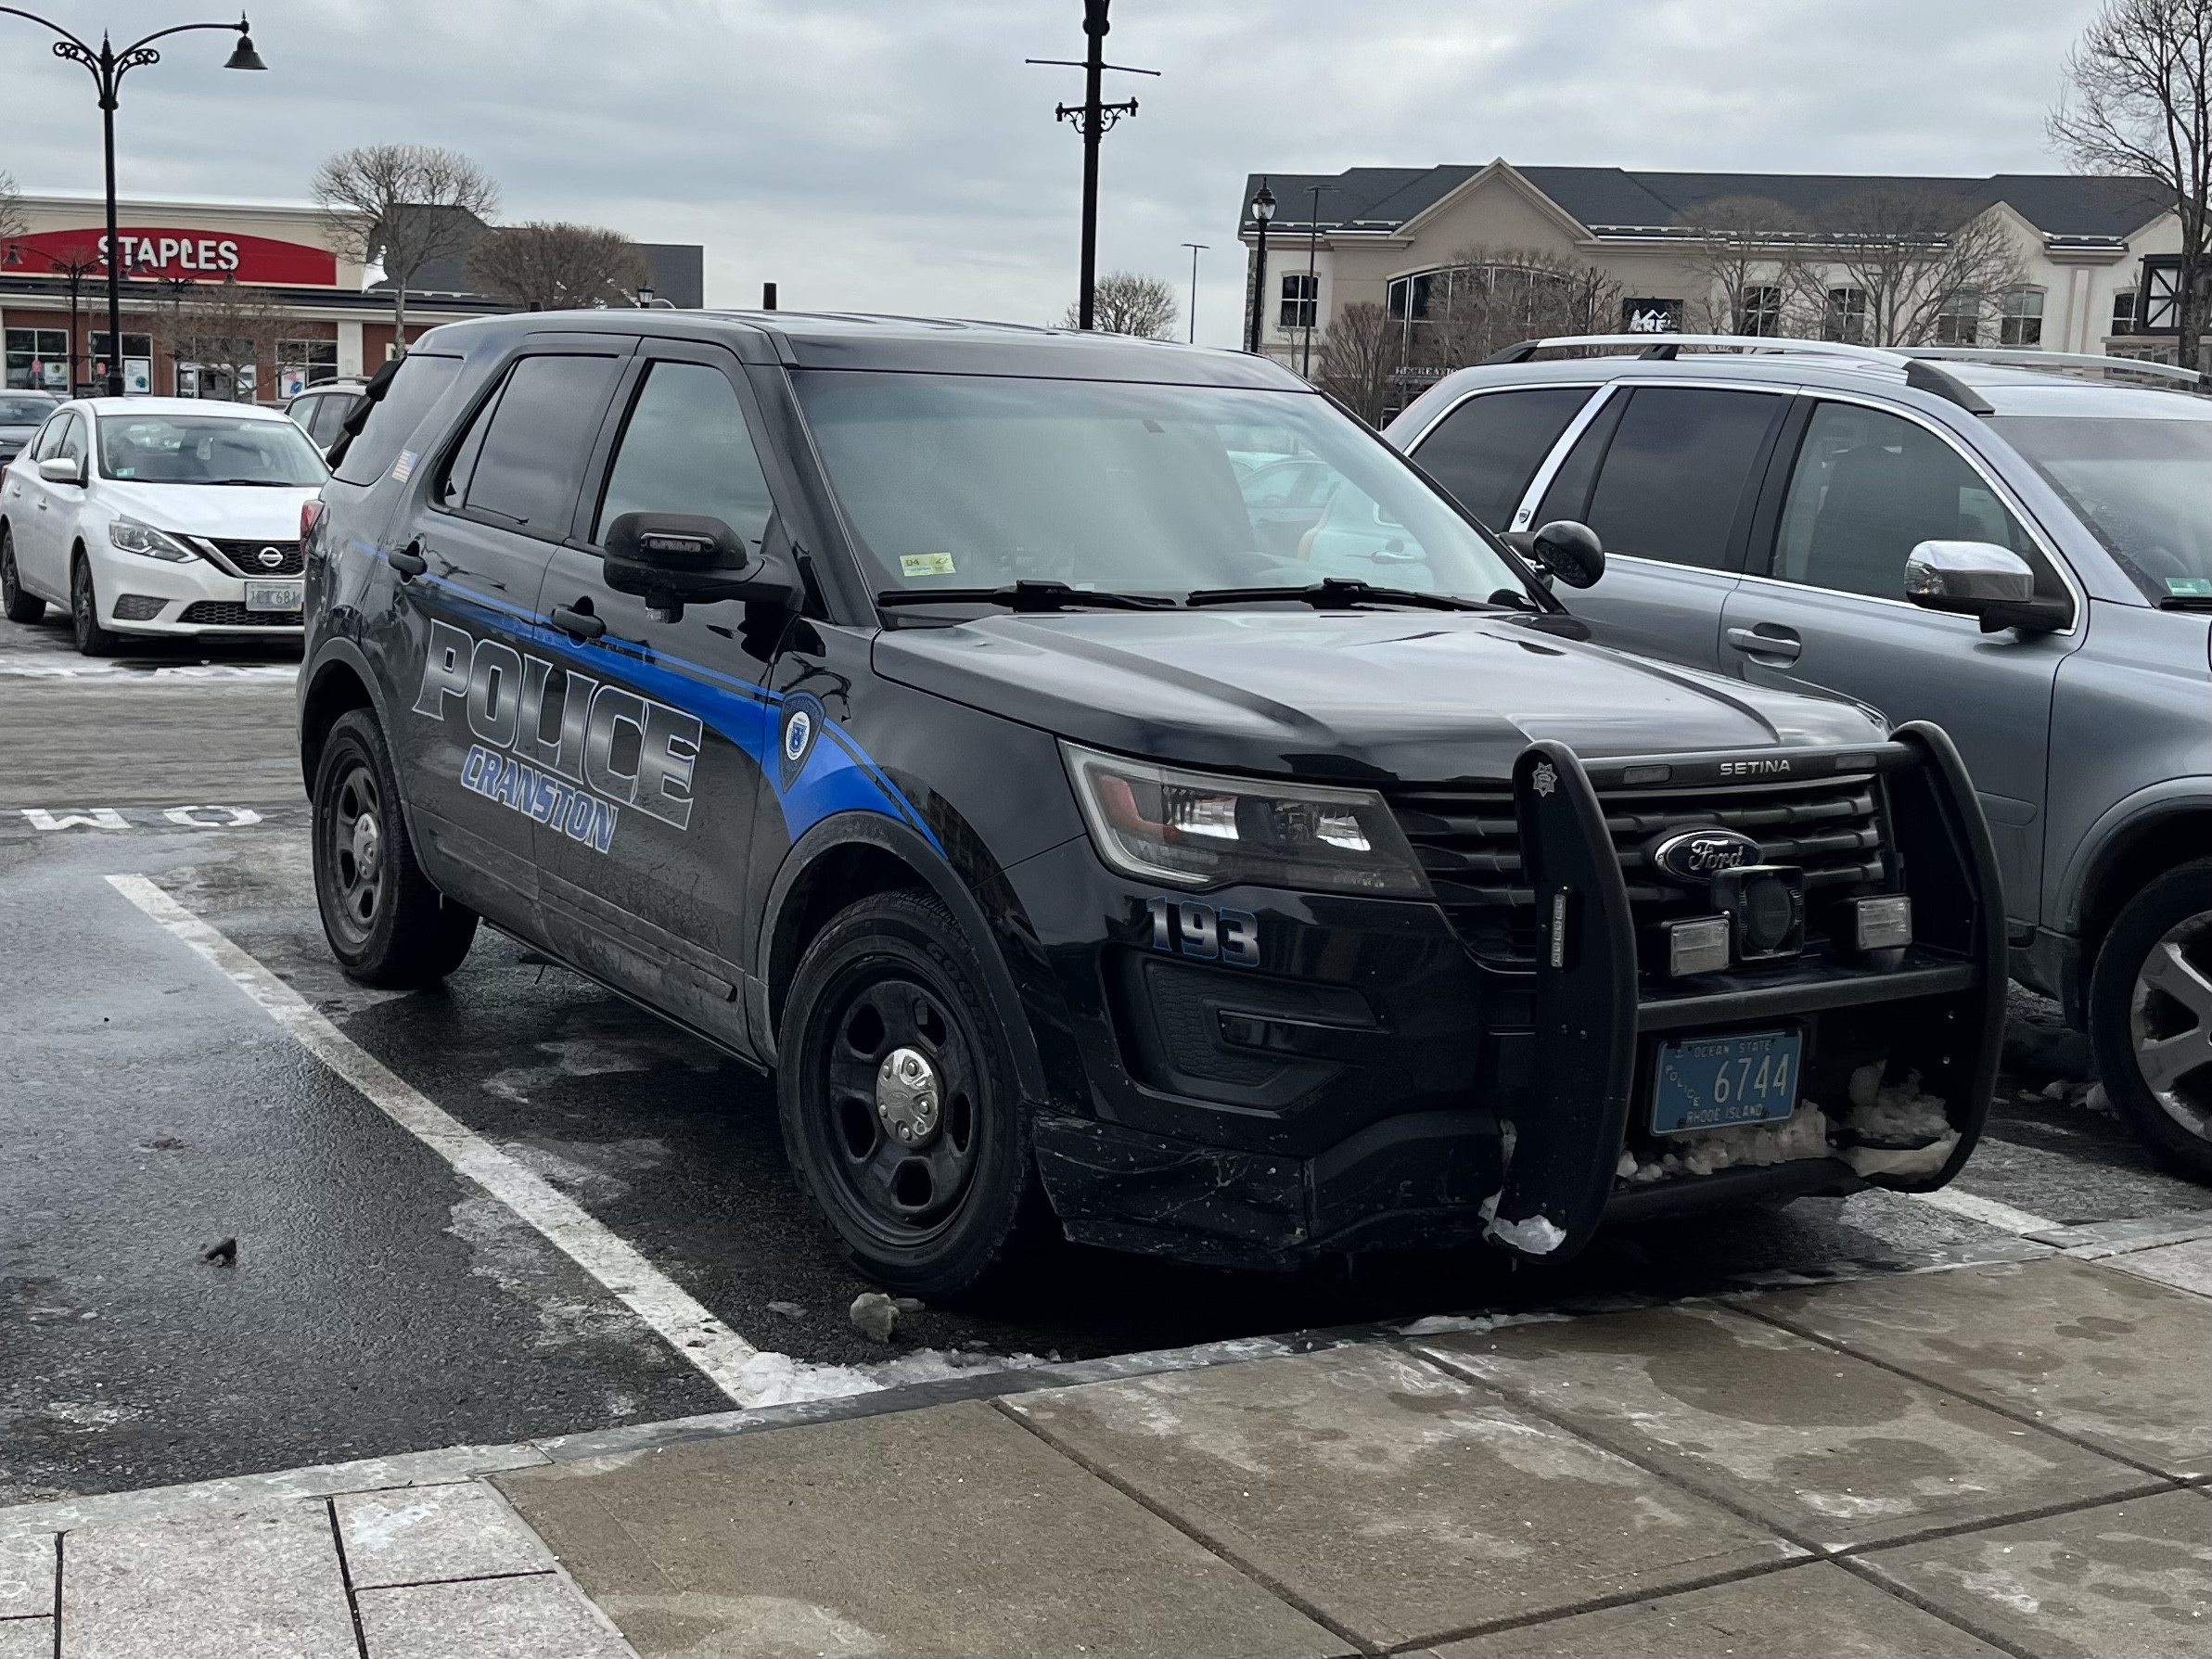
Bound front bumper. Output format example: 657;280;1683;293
93;546;303;635
1018;724;2005;1269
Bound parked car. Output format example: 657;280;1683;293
0;390;60;471
294;309;2004;1292
1388;336;2212;1179
286;378;371;453
0;396;327;651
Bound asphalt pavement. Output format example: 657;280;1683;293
3;615;2206;1513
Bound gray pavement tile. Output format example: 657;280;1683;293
1413;1301;2151;1553
1000;1343;1800;1652
59;1499;355;1659
356;1572;635;1659
1428;1562;2005;1657
1858;1489;2212;1658
0;1534;54;1620
0;1620;53;1659
2103;1237;2212;1299
496;1397;1345;1659
336;1481;554;1589
1742;1257;2211;1480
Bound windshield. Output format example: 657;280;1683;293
793;372;1529;604
1989;415;2212;602
96;412;327;487
0;396;56;426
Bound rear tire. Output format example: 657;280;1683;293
311;709;478;988
1;528;44;623
70;553;121;656
2091;859;2212;1183
778;888;1037;1296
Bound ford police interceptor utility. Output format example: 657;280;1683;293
297;312;2005;1294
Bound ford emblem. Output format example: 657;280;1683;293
1650;827;1761;883
257;546;286;568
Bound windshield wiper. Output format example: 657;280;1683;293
877;580;1180;613
2157;594;2212;611
1185;577;1494;612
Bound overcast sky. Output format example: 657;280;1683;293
2;0;2108;346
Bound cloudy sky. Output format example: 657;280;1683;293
3;0;2109;345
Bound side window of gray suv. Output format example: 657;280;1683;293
1413;387;1592;530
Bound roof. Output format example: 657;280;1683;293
1235;163;2175;243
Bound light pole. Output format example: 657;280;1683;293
1245;181;1274;354
0;9;265;396
1180;242;1206;343
1027;0;1157;330
1301;183;1323;380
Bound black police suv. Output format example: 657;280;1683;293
297;311;2005;1295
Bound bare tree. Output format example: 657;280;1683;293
1399;246;1622;374
312;145;500;353
1063;271;1178;338
1807;189;2028;347
1314;302;1398;427
2051;0;2212;369
1675;197;1811;334
0;171;26;255
157;277;291;401
466;222;650;313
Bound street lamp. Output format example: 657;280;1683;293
1301;183;1323;380
1180;242;1207;343
634;285;656;308
1245;181;1274;354
0;9;265;396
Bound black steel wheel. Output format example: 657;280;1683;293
2092;859;2212;1183
0;527;44;624
778;888;1036;1295
311;709;478;987
70;554;121;656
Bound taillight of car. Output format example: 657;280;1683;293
300;499;325;542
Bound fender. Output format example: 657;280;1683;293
298;634;390;771
752;810;1054;1107
2050;775;2212;937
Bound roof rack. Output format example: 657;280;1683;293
1909;347;2209;392
1480;334;1991;414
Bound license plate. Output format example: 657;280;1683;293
245;581;302;613
1650;1028;1802;1135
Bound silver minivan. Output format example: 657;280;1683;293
1387;338;2212;1180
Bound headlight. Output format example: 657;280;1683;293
109;518;199;563
1062;742;1429;895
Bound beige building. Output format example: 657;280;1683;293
1235;161;2188;415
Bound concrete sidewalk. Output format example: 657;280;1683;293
2;1226;2206;1659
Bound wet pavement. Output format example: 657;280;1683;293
3;622;2206;1510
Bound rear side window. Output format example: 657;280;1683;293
1412;387;1592;530
332;353;462;486
461;354;623;534
1558;387;1784;572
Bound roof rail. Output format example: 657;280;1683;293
1909;346;2210;392
1482;333;1912;367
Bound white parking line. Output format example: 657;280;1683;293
1908;1185;2060;1236
105;873;779;1406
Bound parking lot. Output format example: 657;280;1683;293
5;616;2207;1513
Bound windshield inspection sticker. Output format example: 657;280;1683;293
2167;577;2212;597
900;552;956;578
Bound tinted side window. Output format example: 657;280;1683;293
1771;402;2052;601
332;353;463;486
463;354;623;534
1413;387;1593;530
594;361;774;545
1576;388;1782;571
309;394;354;447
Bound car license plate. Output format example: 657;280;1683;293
1650;1028;1802;1135
245;581;302;613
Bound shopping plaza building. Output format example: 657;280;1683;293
1236;161;2190;413
2;192;703;398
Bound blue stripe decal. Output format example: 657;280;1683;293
395;557;942;854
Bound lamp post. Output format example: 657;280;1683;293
1245;180;1274;354
1180;242;1207;343
1027;0;1157;330
0;9;264;396
1300;183;1323;380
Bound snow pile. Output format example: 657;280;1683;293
729;1346;1049;1410
1485;1212;1568;1255
1836;1063;1959;1178
1615;1103;1835;1184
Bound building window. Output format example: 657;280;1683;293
2141;258;2182;332
175;337;258;402
1279;273;1317;330
5;327;70;390
2111;289;2137;336
1934;291;1982;347
1822;288;1871;344
1999;288;2044;348
1740;285;1783;338
1621;298;1683;333
276;338;339;398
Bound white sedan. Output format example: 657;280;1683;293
0;397;327;654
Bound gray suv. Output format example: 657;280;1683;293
1387;337;2212;1180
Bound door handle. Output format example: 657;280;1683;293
1726;624;1801;664
387;541;427;579
550;602;606;641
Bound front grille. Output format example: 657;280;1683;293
1389;773;1890;970
179;601;301;628
196;539;303;577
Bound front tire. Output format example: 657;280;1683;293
778;889;1035;1296
70;553;121;656
1;528;44;623
312;709;478;988
2091;859;2212;1182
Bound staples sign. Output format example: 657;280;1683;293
7;227;338;287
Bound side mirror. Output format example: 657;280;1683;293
1904;541;2069;634
1530;519;1605;589
38;455;83;485
602;512;800;623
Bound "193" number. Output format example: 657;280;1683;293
1145;897;1259;967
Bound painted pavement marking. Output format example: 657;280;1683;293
1907;1185;2061;1237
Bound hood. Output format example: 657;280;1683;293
874;610;1885;785
94;479;318;541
